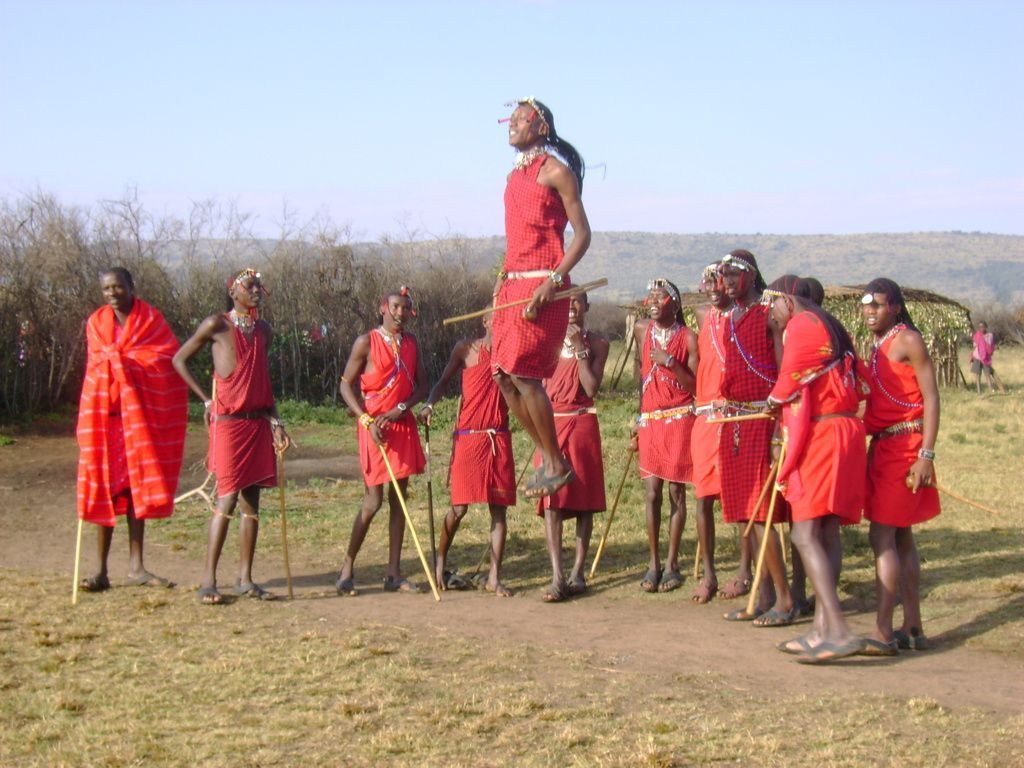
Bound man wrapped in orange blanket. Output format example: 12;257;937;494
76;268;187;592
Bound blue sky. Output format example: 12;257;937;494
1;1;1021;239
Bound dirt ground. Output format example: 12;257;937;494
2;430;1022;718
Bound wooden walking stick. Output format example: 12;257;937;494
276;447;294;599
589;448;636;579
71;517;83;605
424;422;438;573
706;412;774;425
745;443;786;617
378;445;442;601
743;460;779;538
443;278;609;326
610;331;635;389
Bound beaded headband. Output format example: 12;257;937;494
647;278;680;304
227;268;267;295
498;96;549;128
719;253;753;272
700;263;721;292
861;293;877;305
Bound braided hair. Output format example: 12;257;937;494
864;277;918;331
526;99;585;194
724;249;767;292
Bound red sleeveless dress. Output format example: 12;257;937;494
863;326;940;527
691;307;727;497
637;322;694;484
534;332;606;516
210;319;277;495
491;154;571;380
448;343;516;506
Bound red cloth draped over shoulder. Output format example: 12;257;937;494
358;329;425;486
637;323;694;484
76;300;187;525
491;154;570;380
768;312;864;524
692;308;727;497
210;320;277;495
449;343;515;506
719;304;782;524
536;334;605;516
863;326;940;527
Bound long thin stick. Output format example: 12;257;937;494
443;278;609;326
276;449;293;599
379;445;441;601
471;541;492;579
743;460;780;538
589;449;635;579
424;423;438;573
517;449;536;488
611;331;635;389
934;482;1000;515
72;517;83;606
745;443;786;617
706;412;774;425
692;539;701;580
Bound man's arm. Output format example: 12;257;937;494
900;330;940;492
419;340;470;424
172;314;223;405
576;333;610;399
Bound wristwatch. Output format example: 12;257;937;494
549;271;565;288
397;402;408;413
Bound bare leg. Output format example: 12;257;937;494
869;521;899;642
496;372;570;484
386;479;408;581
790;518;855;645
824;517;843;587
125;502;147;578
543;508;566;595
236;486;261;586
339;483;385;582
789;542;808;609
664;481;687;575
435;505;468;588
568;512;594;590
92;524;114;581
643;476;663;584
487;505;511;595
692;496;718;602
895;527;923;634
751;523;793;622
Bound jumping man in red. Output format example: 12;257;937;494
174;269;291;604
418;315;516;597
717;250;794;626
337;289;427;596
536;293;609;602
766;278;867;663
632;278;697;594
77;268;187;592
862;278;940;652
492;97;591;499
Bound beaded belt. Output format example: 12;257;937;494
722;399;770;415
503;270;550;280
637;405;693;427
693;400;727;417
871;419;923;439
554;407;597;417
452;426;508;455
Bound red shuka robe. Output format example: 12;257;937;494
448;342;516;507
77;300;188;525
719;304;783;524
863;325;940;527
491;154;571;380
637;322;694;484
358;329;425;486
768;312;865;524
535;332;606;516
692;307;727;497
209;320;277;495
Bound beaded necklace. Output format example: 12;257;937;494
229;309;255;335
869;323;923;409
728;305;776;384
513;147;547;171
708;308;726;365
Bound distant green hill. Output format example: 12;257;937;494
456;231;1024;306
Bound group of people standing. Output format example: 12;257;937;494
74;97;942;665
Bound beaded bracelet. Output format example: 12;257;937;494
359;413;375;430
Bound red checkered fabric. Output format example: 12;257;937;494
491;154;570;380
638;323;695;483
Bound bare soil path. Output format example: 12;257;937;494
2;432;1021;717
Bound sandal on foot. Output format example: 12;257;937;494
723;607;762;622
335;576;358;597
777;636;815;655
541;582;567;603
858;638;899;657
691;579;717;604
235;582;277;601
659;569;684;593
443;571;471;590
717;576;752;600
753;606;798;628
640;568;662;593
79;575;111;593
524;467;575;499
796;637;865;665
383;576;421;594
567;577;587;596
198;586;224;605
126;571;175;589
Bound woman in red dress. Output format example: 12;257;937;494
491;97;591;499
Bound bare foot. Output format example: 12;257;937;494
691;577;718;604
